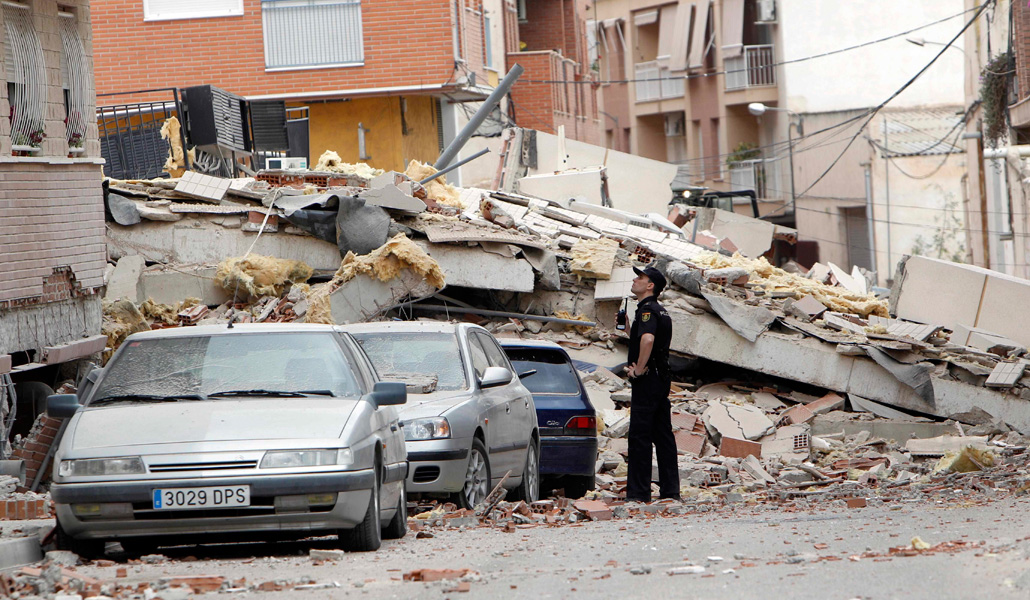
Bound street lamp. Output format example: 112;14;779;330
905;37;972;63
748;102;803;217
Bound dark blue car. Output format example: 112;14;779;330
499;339;597;498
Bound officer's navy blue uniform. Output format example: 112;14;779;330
625;295;679;501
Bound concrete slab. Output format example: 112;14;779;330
666;309;1030;433
758;424;810;462
905;435;989;456
0;535;43;571
359;185;426;213
702;401;775;441
107;220;344;272
977;274;1030;347
893;256;989;336
986;361;1025;388
43;335;106;364
416;241;534;292
329;271;436;324
848;394;917;420
140;265;232;306
104;255;145;303
811;415;956;442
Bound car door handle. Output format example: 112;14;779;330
505;403;511;413
390;424;399;432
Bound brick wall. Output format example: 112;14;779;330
509;52;558;133
11;413;62;490
91;0;460;101
0;163;106;303
1016;0;1030;103
459;0;490;86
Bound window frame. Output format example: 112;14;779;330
58;10;89;153
142;0;244;22
3;0;46;153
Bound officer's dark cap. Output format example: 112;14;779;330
632;265;667;295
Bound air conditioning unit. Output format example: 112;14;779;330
181;85;251;154
756;0;776;23
265;156;308;170
664;113;685;137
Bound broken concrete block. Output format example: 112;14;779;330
134;201;183;222
104;255;145;303
807;392;845;415
700;292;775;343
140;265;231;306
759;424;810;462
572;499;612;521
329;270;436;324
848;394;914;420
704;267;749;287
779;404;814;426
741;455;775;485
417;241;535;293
674;431;707;457
718;437;762;459
359;184;426;213
750;392;786;411
106;192;141;225
702;401;775;441
790;295;827;321
905;435;989;457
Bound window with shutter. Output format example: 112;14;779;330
261;0;364;70
59;11;89;151
143;0;243;21
3;1;46;151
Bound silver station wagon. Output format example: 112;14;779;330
344;322;539;508
47;324;408;557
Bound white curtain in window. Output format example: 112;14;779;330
144;0;243;21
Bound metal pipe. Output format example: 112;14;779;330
863;163;877;278
418;148;490;185
434;64;524;171
409;304;596;327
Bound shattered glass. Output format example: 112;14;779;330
353;332;467;392
91;332;362;402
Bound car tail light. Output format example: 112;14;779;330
564;415;596;435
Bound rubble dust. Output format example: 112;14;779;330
214;255;313;300
403;160;463;208
313;150;384;178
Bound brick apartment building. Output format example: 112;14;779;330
1;1;107;429
90;0;602;174
508;0;603;145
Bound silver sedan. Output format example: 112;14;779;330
47;324;408;557
344;322;540;508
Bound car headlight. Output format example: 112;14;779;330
58;457;145;477
260;449;353;469
403;417;451;440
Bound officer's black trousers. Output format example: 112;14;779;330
626;370;680;501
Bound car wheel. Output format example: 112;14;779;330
339;463;382;552
457;438;491;509
510;440;540;503
55;519;105;560
381;483;407;540
562;475;596;500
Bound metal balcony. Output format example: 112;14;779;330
724;45;776;91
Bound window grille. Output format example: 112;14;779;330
262;0;363;70
60;12;89;151
3;1;46;151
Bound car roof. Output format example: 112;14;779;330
497;338;564;350
341;321;467;334
124;323;342;341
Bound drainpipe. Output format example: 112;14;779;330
861;161;877;280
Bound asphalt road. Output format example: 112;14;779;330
59;495;1030;600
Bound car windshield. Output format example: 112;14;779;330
352;331;467;392
91;332;363;402
504;348;581;395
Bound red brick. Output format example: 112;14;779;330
719;437;762;459
846;497;867;509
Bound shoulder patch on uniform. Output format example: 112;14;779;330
642;312;651;322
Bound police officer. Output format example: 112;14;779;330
623;265;679;503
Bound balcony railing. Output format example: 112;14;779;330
724;45;776;91
728;158;784;200
634;61;685;102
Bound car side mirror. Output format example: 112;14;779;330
517;369;538;380
480;366;513;389
368;381;407;407
47;394;81;419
